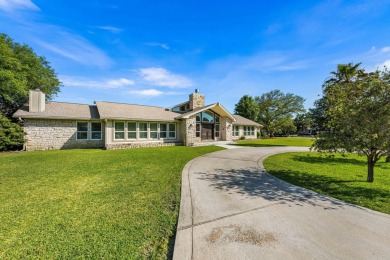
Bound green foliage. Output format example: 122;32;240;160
235;137;313;147
234;95;258;121
255;90;305;137
0;114;24;151
308;96;329;130
0;33;61;117
0;146;223;258
240;135;246;140
314;63;390;182
294;112;313;133
264;152;390;214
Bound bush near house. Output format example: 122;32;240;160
0;146;223;259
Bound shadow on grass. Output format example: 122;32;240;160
194;166;347;210
231;143;287;147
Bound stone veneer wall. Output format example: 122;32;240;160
181;115;201;145
221;117;233;141
189;93;205;109
23;119;104;151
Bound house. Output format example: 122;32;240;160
13;89;262;150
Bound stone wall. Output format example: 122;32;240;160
189;93;205;109
182;115;201;145
105;141;182;150
221;117;233;141
23;119;105;151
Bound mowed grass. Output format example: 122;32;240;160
263;152;390;214
235;137;314;147
0;146;223;259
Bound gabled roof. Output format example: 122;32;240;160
233;114;262;127
95;101;180;121
175;103;236;121
13;102;100;120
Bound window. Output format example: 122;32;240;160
196;123;201;137
215;115;220;123
150;123;158;139
172;107;180;112
115;122;125;140
180;105;185;112
128;122;137;139
160;123;167;139
168;124;176;139
91;122;102;140
139;122;148;139
202;111;214;122
196;113;201;122
215;124;220;138
233;126;240;137
250;127;255;136
77;122;88;140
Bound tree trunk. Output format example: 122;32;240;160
367;158;374;183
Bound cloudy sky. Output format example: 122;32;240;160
1;0;390;111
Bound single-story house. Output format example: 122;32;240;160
13;89;262;150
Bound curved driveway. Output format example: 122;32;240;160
173;147;390;259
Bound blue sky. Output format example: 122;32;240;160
1;0;390;112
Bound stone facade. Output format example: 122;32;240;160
23;119;105;151
189;93;205;109
221;117;233;141
181;115;201;145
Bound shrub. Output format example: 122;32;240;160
0;114;25;151
240;136;245;140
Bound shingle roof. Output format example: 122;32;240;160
13;102;100;120
233;114;262;127
95;101;180;121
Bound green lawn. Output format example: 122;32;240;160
0;146;223;259
263;152;390;214
235;137;314;147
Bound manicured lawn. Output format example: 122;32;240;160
235;137;314;147
0;146;223;259
263;152;390;214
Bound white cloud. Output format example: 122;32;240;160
35;31;113;68
145;42;170;50
0;0;39;11
61;76;134;89
381;47;390;53
128;89;181;96
96;26;123;34
138;67;193;88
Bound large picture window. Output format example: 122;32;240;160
77;121;102;140
168;124;176;139
150;123;158;139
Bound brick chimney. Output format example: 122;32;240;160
189;89;205;109
29;89;45;112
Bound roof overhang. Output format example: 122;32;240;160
178;103;236;121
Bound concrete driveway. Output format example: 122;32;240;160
173;147;390;260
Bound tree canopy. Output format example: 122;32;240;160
0;33;61;151
0;33;61;118
234;95;258;121
255;90;305;137
313;63;390;182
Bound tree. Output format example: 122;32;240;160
0;34;61;150
308;97;329;131
0;33;61;118
294;113;313;133
255;90;305;137
234;95;258;121
313;64;390;182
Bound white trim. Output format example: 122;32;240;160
90;122;102;140
114;121;125;140
76;121;89;140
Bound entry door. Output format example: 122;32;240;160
201;124;214;140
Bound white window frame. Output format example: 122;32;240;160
159;123;168;139
168;123;176;139
150;122;159;140
114;121;125;140
138;122;148;139
215;124;220;138
233;125;240;137
127;122;137;140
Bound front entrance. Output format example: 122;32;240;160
201;124;214;140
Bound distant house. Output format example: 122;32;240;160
13;89;262;150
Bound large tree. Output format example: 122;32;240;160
0;33;61;118
313;63;390;182
234;95;258;121
0;34;61;150
255;90;305;137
